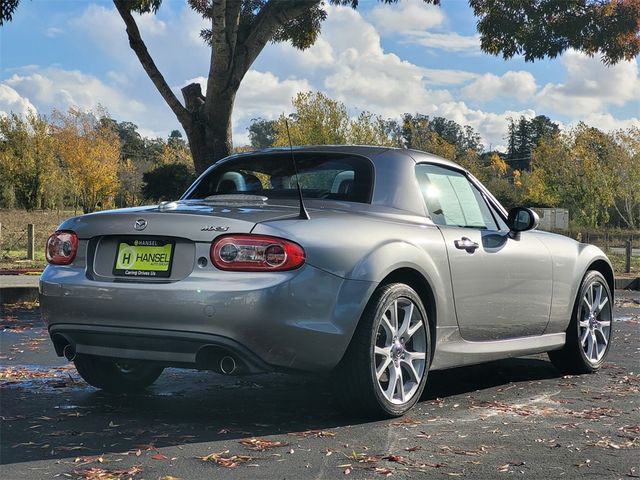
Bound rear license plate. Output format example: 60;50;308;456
112;238;175;278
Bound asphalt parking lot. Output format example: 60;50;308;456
0;291;638;479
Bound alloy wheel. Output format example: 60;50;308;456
374;297;427;405
579;281;612;364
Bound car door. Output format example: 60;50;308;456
415;163;553;341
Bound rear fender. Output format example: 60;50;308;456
348;239;456;331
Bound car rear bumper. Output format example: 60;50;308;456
40;264;376;372
48;323;272;373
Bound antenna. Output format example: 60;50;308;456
285;119;310;220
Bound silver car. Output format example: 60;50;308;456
41;146;614;417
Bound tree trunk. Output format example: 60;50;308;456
114;0;319;176
181;82;235;175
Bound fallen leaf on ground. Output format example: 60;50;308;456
390;417;422;427
74;465;143;480
375;466;393;476
385;455;404;463
295;429;337;438
200;450;254;468
239;437;289;451
404;446;422;452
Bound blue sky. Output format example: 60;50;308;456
1;0;638;150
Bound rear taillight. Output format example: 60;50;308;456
210;234;305;271
46;230;78;265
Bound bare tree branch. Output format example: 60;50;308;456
113;0;190;125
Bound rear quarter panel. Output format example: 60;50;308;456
252;211;457;335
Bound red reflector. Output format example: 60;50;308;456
210;234;305;271
46;230;78;265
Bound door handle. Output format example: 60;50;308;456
454;237;479;253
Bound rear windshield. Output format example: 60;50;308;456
184;153;373;203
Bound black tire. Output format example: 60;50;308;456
335;283;431;418
73;355;164;393
548;270;613;374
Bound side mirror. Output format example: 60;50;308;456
507;207;539;233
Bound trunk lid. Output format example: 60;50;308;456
57;199;303;282
59;199;302;242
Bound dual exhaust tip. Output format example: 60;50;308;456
62;344;76;362
219;355;237;374
61;341;239;375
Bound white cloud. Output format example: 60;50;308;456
137;126;166;139
0;84;37;117
45;27;64;38
72;4;167;45
70;4;209;83
409;31;480;52
235;71;313;120
184;71;312;140
368;1;478;53
431;100;536;150
290;7;453;117
579;112;640;132
462;71;537;102
4;67;145;117
107;71;130;86
536;50;640;116
420;68;479;86
70;5;129;55
369;0;445;34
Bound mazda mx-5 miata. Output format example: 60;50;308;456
41;146;614;417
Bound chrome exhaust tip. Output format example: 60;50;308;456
63;344;76;362
220;355;237;374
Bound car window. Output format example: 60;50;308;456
415;164;498;230
486;201;509;231
185;153;372;204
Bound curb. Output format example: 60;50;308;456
0;287;39;304
615;277;640;290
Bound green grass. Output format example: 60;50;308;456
606;253;640;275
0;250;47;270
1;209;77;270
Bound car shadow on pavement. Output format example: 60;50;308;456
423;356;561;400
1;356;563;465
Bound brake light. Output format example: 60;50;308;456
46;230;78;265
210;234;305;271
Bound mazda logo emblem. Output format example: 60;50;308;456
134;219;147;231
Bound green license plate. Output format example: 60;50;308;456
112;238;175;278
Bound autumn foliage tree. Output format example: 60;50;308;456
519;124;640;228
611;128;640;228
0;112;63;210
272;91;394;147
52;109;121;213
